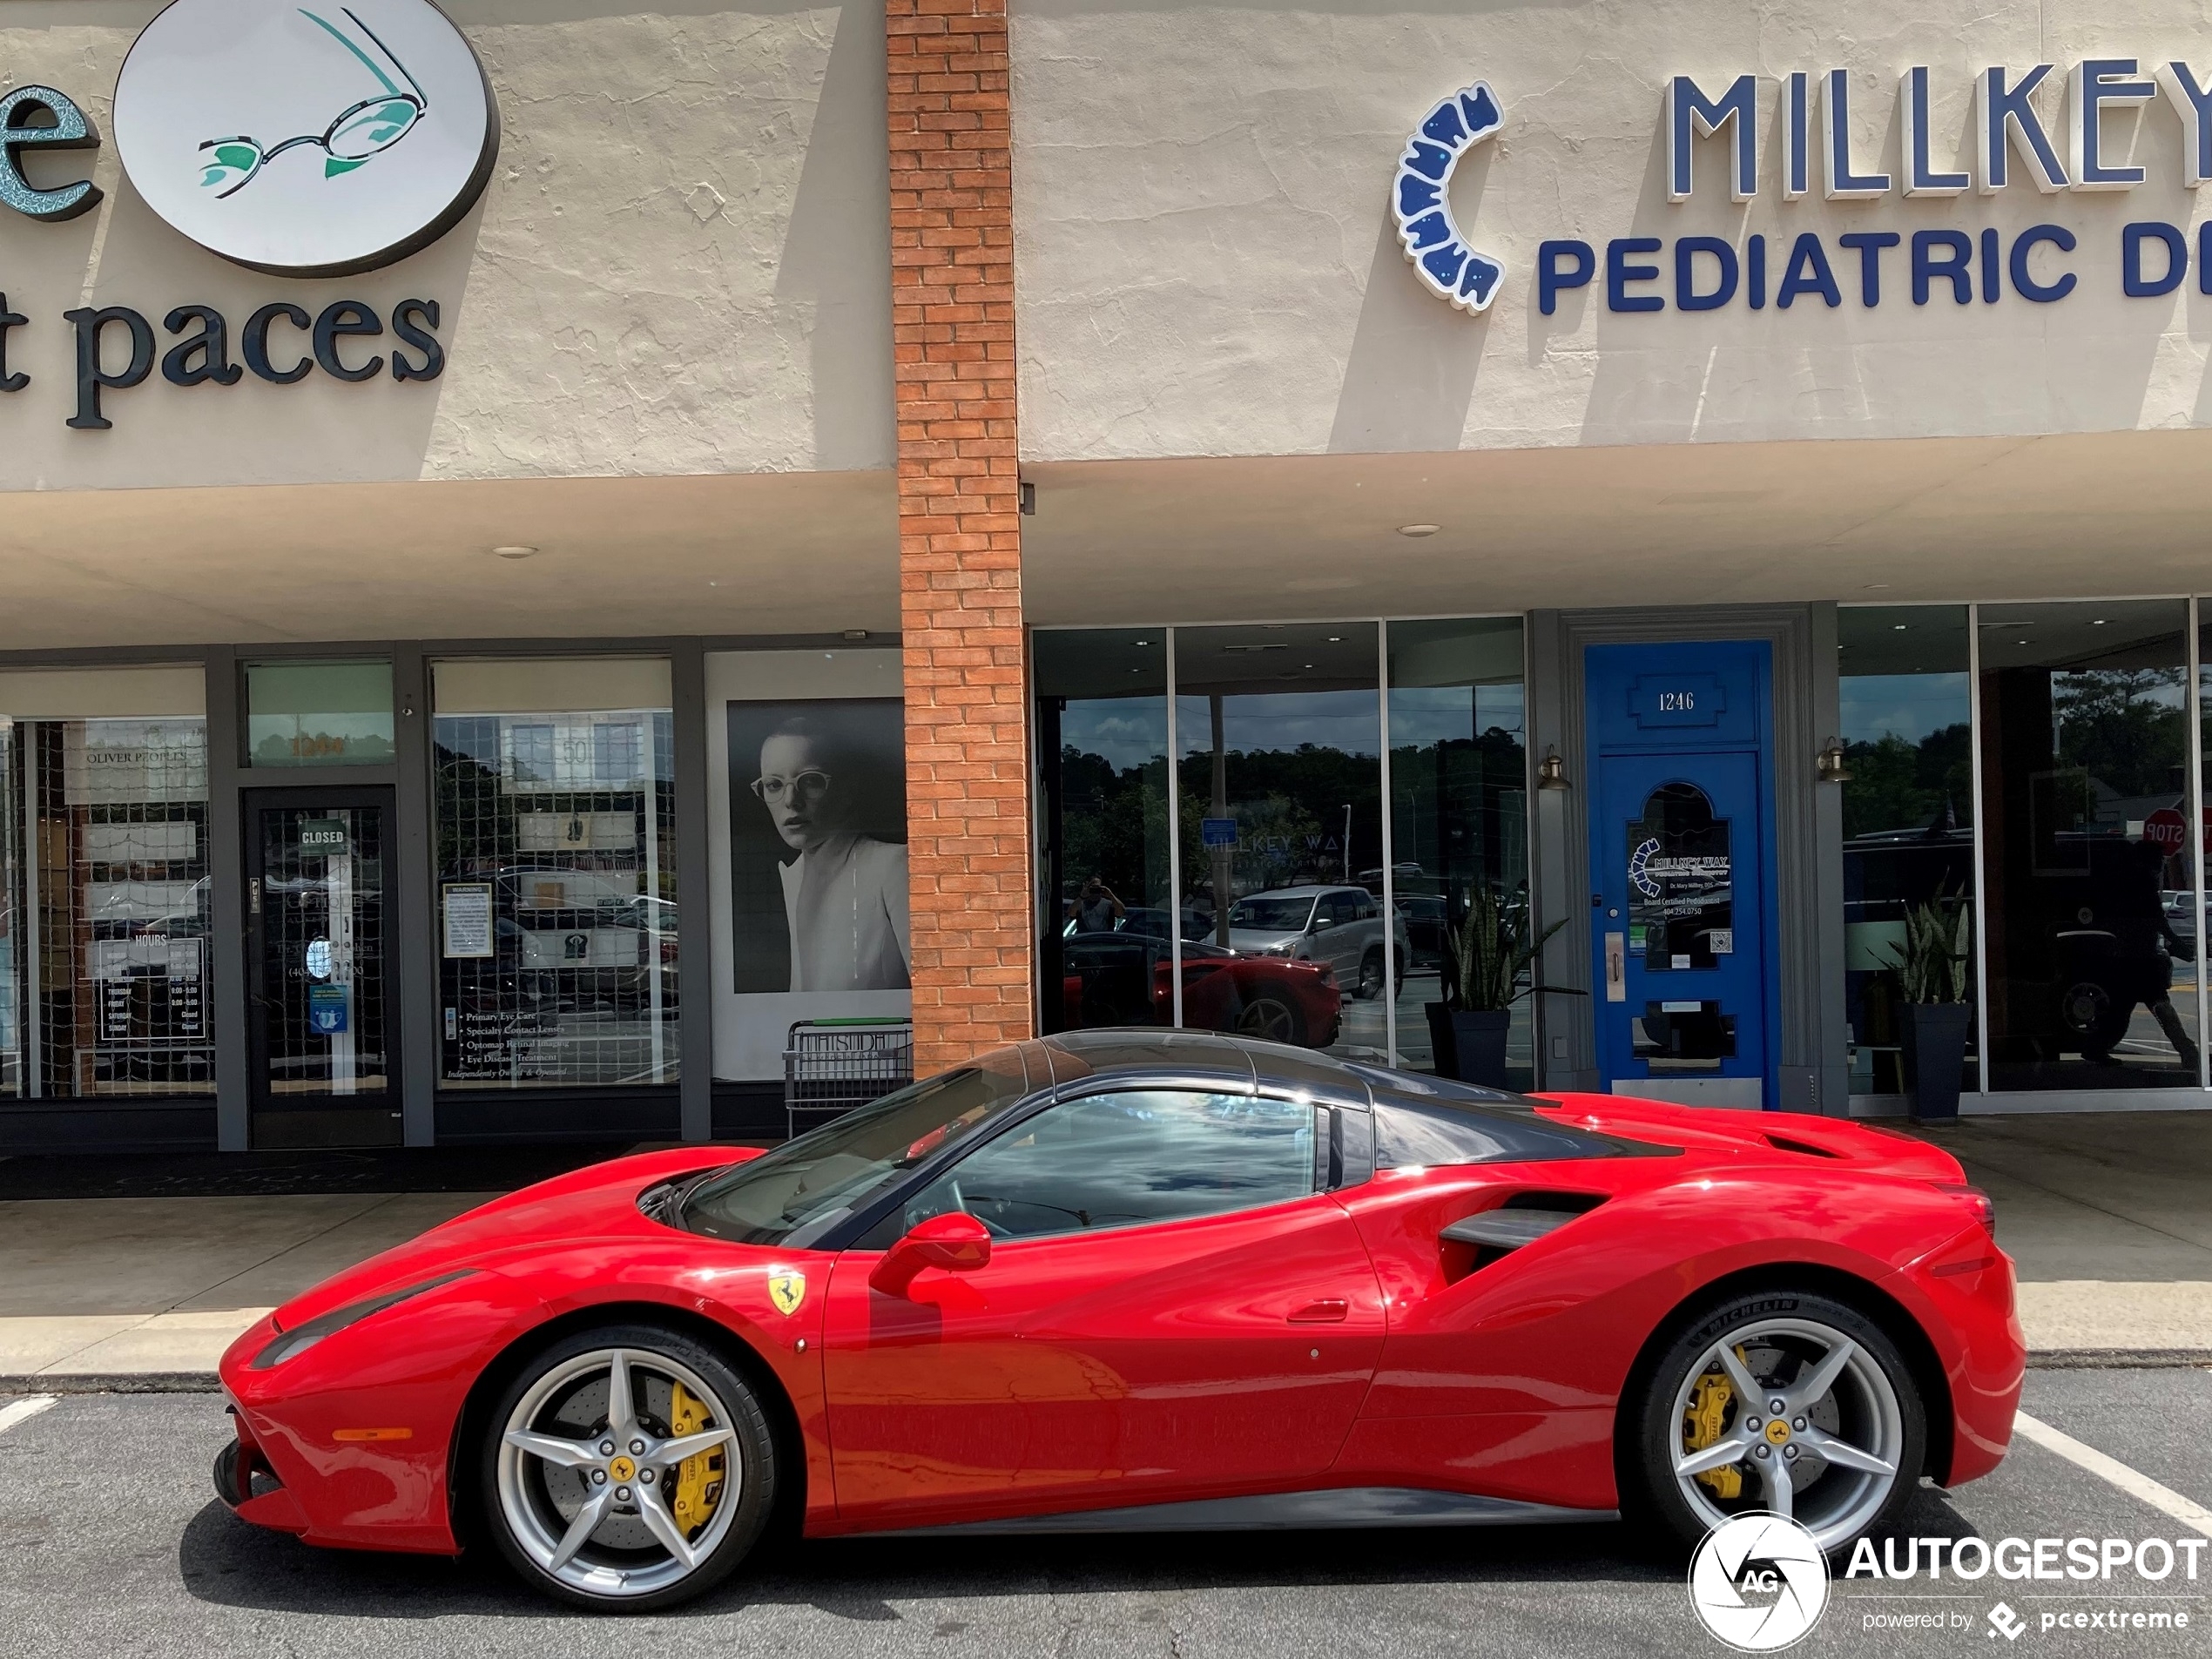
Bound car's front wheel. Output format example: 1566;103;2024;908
482;1324;776;1609
1625;1290;1925;1556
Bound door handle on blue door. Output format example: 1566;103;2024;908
1604;932;1626;1001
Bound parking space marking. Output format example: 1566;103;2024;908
2015;1409;2212;1537
0;1395;55;1435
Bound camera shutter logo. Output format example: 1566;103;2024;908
1391;81;1505;313
113;0;497;276
1687;1513;1830;1652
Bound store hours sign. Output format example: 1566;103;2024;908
1398;57;2212;317
0;0;495;428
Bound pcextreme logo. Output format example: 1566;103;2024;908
112;0;498;276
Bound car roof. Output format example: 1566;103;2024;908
1235;885;1354;900
1035;1029;1530;1113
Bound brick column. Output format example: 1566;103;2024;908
887;0;1033;1071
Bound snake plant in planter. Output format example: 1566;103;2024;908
1883;883;1973;1121
1426;887;1567;1088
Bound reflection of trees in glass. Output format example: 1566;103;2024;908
2054;668;2187;799
1056;745;1163;904
1176;745;1379;895
1389;726;1526;896
1842;723;1971;840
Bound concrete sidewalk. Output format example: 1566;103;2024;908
0;1190;493;1387
0;1112;2208;1389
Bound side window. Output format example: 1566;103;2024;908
892;1089;1316;1242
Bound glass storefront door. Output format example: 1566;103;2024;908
245;789;398;1147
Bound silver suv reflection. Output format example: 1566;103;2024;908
1221;885;1409;1001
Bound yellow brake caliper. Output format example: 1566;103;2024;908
668;1382;727;1537
1683;1348;1745;1501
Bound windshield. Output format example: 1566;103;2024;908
1228;895;1314;932
680;1056;1035;1245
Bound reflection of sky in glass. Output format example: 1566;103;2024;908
1389;684;1525;747
1061;698;1166;773
1178;691;1379;757
1841;672;1969;744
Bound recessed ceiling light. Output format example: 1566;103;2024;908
1134;638;1150;646
1894;624;1907;631
2091;619;2107;625
1327;635;1343;642
1397;523;1440;537
491;545;538;560
1864;583;1890;590
843;629;869;640
1303;662;1315;668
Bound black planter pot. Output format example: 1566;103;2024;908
1902;1001;1972;1122
1426;1002;1511;1088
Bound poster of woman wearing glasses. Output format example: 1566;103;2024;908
726;698;909;994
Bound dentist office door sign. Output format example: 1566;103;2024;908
113;0;497;277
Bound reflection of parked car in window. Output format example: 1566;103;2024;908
1062;905;1213;942
1224;885;1409;1000
1393;894;1447;968
1058;931;1341;1047
459;867;664;1014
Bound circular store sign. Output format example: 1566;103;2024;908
113;0;497;277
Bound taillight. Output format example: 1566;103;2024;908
1935;1182;1996;1237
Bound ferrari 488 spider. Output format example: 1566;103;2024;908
215;1031;2023;1609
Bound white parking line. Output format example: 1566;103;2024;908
0;1395;56;1435
2014;1410;2212;1538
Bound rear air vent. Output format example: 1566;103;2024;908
1764;1135;1841;1159
1440;1190;1605;1281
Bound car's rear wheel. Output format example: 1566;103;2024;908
1354;948;1385;1000
1626;1291;1924;1556
1234;991;1305;1045
482;1324;775;1609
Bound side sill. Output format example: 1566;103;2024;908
874;1487;1620;1536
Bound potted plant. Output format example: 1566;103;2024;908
1426;886;1566;1088
1885;882;1973;1122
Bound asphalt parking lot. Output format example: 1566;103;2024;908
0;1368;2206;1659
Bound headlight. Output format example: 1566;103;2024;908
251;1269;478;1369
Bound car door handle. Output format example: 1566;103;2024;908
1287;1298;1348;1323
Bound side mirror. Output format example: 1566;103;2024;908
869;1211;993;1297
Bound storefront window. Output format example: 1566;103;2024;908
1979;603;2198;1090
1384;618;1529;1081
244;659;395;766
1177;625;1382;1059
1839;607;1977;1096
0;667;213;1098
1034;631;1171;1035
432;658;676;1089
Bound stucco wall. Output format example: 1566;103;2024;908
0;0;894;489
1011;0;2212;462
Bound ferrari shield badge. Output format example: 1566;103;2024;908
767;1271;806;1316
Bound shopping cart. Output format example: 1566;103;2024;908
783;1017;914;1137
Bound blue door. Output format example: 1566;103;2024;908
1586;642;1778;1109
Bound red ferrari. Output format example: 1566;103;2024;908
215;1031;2023;1609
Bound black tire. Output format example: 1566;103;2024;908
1622;1289;1925;1559
481;1322;777;1611
1234;990;1306;1046
1354;948;1385;1001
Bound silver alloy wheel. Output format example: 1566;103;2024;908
1668;1315;1905;1551
496;1345;742;1600
1237;996;1298;1042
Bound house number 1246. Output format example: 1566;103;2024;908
1657;690;1696;711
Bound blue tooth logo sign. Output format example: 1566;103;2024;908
1392;82;1505;314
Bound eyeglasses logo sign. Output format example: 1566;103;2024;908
114;0;497;277
1392;81;1505;314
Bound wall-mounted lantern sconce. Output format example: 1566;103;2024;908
1536;745;1570;791
1816;737;1852;784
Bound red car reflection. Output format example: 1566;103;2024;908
1059;930;1341;1047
